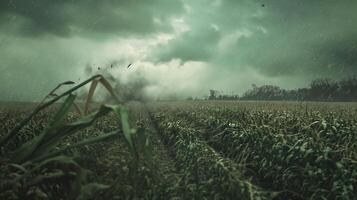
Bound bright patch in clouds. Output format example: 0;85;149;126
0;0;357;101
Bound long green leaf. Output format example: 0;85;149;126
0;75;101;146
50;94;77;128
15;155;81;183
28;105;113;162
31;130;119;163
26;171;66;187
24;104;131;163
38;81;76;105
12;94;76;163
107;105;134;153
76;183;110;200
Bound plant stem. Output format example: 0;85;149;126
0;75;101;146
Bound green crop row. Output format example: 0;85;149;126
162;106;357;200
152;112;273;200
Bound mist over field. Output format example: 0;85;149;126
1;0;357;101
1;2;357;199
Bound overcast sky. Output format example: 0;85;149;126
1;0;357;101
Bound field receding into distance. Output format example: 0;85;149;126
2;0;357;199
1;98;356;199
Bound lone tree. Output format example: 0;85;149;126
209;89;219;100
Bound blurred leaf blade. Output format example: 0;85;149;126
32;130;119;163
30;105;112;161
108;105;134;153
12;94;76;163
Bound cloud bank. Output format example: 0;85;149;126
0;0;356;101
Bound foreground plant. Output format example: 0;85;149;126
0;74;150;199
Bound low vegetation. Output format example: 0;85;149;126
0;75;151;199
0;79;356;199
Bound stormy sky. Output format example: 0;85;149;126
0;0;357;101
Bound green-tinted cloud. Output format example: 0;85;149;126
0;0;184;38
1;0;357;101
151;0;357;80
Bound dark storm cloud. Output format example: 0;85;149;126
0;0;186;101
0;0;184;37
152;0;256;62
317;34;357;68
153;24;221;62
152;0;357;80
1;0;357;101
241;0;357;78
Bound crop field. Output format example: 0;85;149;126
148;101;357;199
1;91;356;200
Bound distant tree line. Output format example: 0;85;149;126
208;90;239;100
206;76;357;101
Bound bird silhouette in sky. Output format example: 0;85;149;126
127;63;132;69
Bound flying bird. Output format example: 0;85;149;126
127;63;132;69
